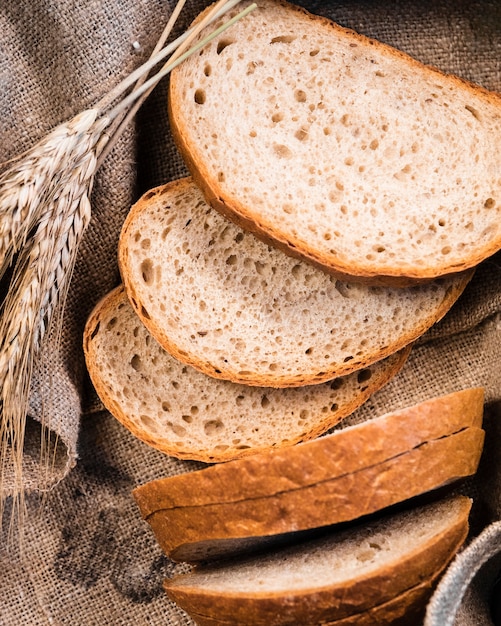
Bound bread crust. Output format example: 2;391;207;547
133;387;484;514
133;389;484;563
174;578;437;626
145;428;483;562
169;0;501;284
163;496;470;625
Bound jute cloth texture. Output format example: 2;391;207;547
0;0;500;624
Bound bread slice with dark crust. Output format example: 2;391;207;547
118;177;471;388
133;388;484;562
169;0;501;285
163;496;471;625
83;285;409;461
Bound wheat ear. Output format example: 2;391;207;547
0;1;256;535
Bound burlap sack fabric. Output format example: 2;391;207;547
0;0;500;624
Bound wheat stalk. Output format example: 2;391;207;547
0;0;256;534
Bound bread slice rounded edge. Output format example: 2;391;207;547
163;495;471;624
118;179;473;387
132;387;485;515
168;0;501;285
174;576;440;626
83;285;410;462
142;426;483;562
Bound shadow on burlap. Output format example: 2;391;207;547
0;1;500;624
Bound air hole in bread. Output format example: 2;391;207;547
335;282;351;298
218;171;225;182
194;89;206;105
441;246;452;255
272;112;284;123
273;143;293;158
204;64;212;77
294;89;307;102
141;238;151;250
484;197;496;209
217;38;234;54
295;127;309;141
357;369;372;383
140;259;154;285
261;395;270;408
465;104;480;120
204;419;224;436
270;34;296;44
90;321;100;339
130;354;142;371
104;315;119;332
139;414;157;432
330;403;339;412
168;421;186;437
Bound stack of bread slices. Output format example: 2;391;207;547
83;0;501;623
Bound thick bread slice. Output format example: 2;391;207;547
83;285;408;461
169;0;501;284
183;576;438;626
163;496;471;625
133;389;484;562
118;177;471;387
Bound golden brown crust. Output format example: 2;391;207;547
148;428;482;562
175;578;434;626
133;388;484;515
168;0;501;284
163;497;470;624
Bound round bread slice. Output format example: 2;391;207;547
169;0;501;284
118;177;471;388
163;496;471;625
133;388;484;562
83;285;409;462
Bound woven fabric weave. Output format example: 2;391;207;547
1;1;500;624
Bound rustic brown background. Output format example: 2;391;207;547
1;1;500;623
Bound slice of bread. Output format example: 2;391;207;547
163;496;471;626
118;177;471;388
133;388;484;562
83;285;409;461
169;0;501;284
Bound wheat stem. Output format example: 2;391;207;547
94;0;243;114
96;0;188;168
0;0;256;537
106;2;256;124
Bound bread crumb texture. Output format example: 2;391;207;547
84;286;408;461
119;178;468;387
169;0;501;280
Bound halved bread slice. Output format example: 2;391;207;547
118;177;471;388
169;0;501;285
83;285;408;461
163;496;471;625
133;388;484;562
